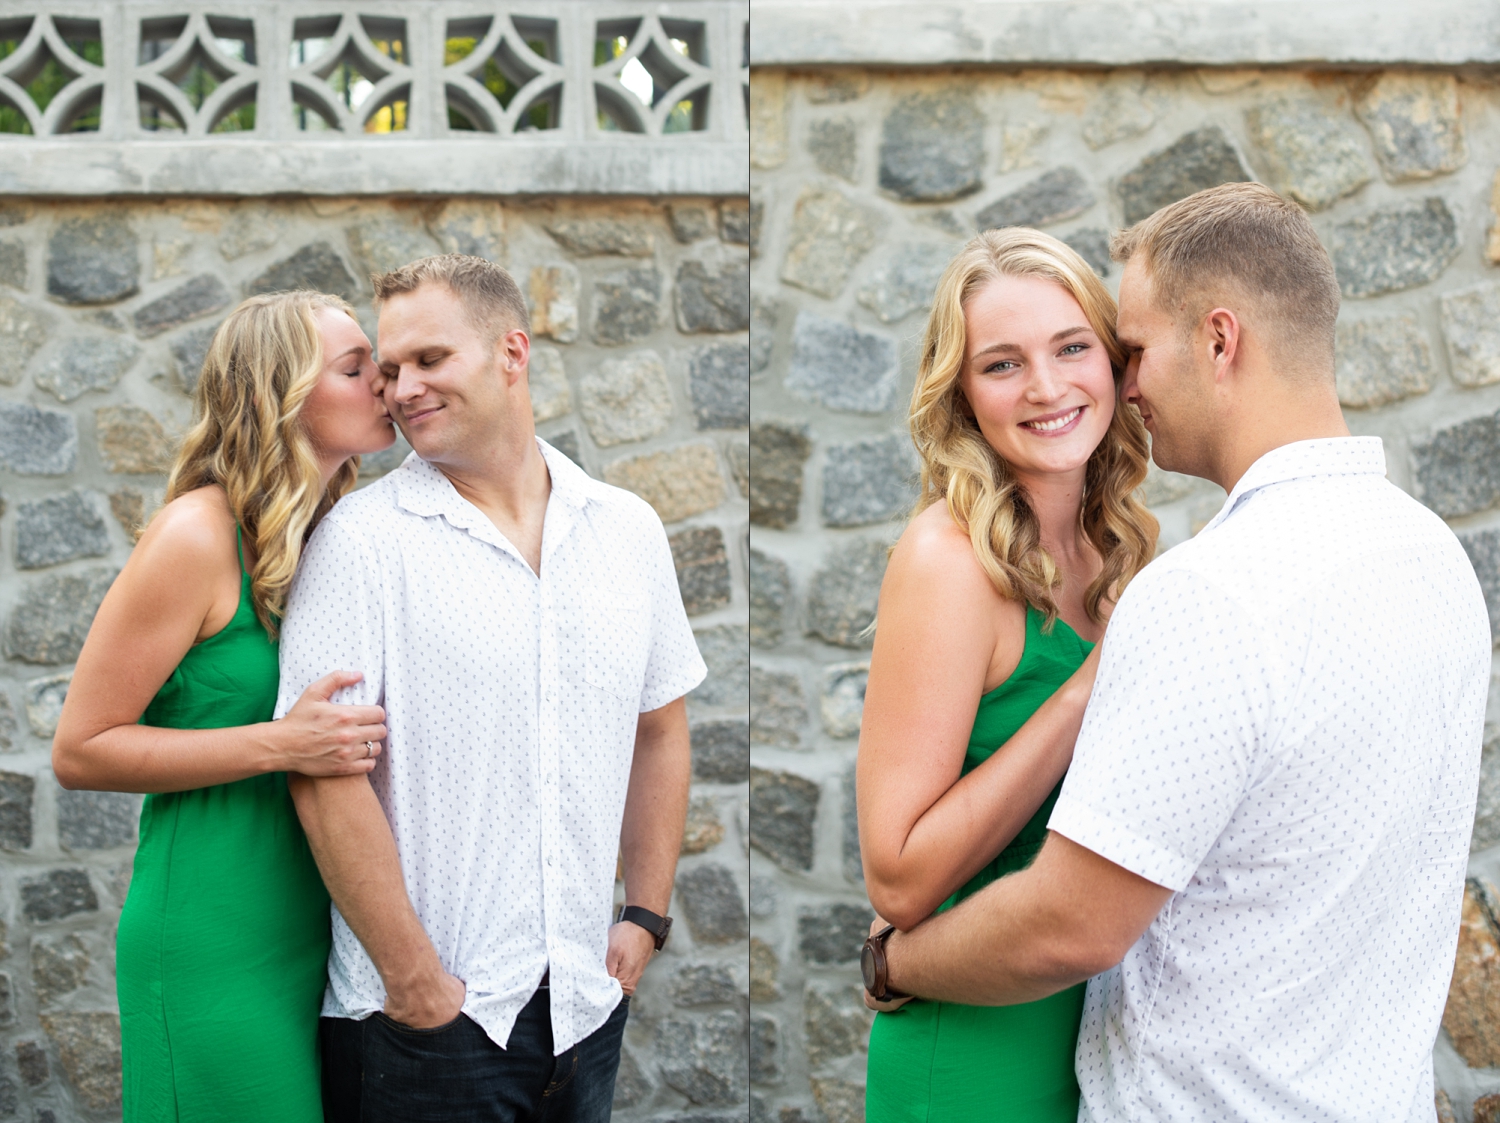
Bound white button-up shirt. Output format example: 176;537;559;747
1051;438;1491;1123
275;439;706;1052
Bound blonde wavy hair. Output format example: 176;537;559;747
165;291;362;637
909;228;1158;628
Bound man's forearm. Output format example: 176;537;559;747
288;774;445;993
619;698;692;913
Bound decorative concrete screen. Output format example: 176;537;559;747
0;2;749;1120
749;3;1500;1121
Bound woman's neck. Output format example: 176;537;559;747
1015;466;1089;567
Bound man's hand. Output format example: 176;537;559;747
863;914;916;1013
606;920;657;996
382;967;466;1029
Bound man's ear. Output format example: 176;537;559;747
498;327;531;388
1202;308;1240;382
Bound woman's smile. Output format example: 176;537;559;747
1021;406;1085;435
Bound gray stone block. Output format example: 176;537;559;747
34;336;140;403
786;313;898;414
24;672;70;738
654;1011;747;1106
749;549;791;647
821;663;869;740
611;1044;651;1109
1334;314;1435;410
1411;410;1500;518
780;187;880;299
976;167;1095;230
750;1013;780;1082
797;902;875;966
751;666;807;748
15;1040;47;1087
843;759;863;882
132;274;231;338
750;877;780;922
5;567;119;665
747;197;764;259
878;91;985;202
804;984;872;1069
57;790;139;850
822;433;919;527
0;402;76;475
749;422;810;529
1460;528;1500;647
591;267;661;345
1355;72;1467;184
47;216;139;305
691;625;749;709
546;429;584;472
1474;736;1500;851
1063;227;1112;278
807;538;889;648
529;263;580;344
0;295;50;386
169;320;221;396
689;341;750;429
729;440;749;500
31;934;88;1009
749;767;819;871
426;199;506;263
1244;96;1371;212
527;345;572;424
750;297;776;373
1441;281;1500;389
682;794;726;855
672;962;739;1007
1332;198;1459;299
677;258;750;334
1117;127;1254;225
544;219;653;257
675;863;747;945
1081;77;1156;150
39;1011;120;1111
670;527;732;616
669;202;716;243
247;242;358;301
0;693;17;752
691;718;748;784
16;490;109;570
345;218;440;277
577;349;672;446
21;870;95;922
0;240;23;289
856;243;953;324
720;199;752;246
809;117;858;182
0;772;32;850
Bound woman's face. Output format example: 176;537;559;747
957;274;1117;486
301;307;396;467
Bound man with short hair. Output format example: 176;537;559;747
277;254;705;1121
862;183;1491;1121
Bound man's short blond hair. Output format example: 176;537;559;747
372;253;530;340
1111;182;1340;375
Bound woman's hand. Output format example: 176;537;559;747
273;670;387;776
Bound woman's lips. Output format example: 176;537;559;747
1020;406;1084;435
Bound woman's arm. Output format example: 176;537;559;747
53;492;386;794
857;510;1101;931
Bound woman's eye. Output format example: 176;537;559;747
986;360;1017;374
343;369;362;378
1060;343;1087;356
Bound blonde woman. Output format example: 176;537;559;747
53;292;397;1122
858;229;1157;1121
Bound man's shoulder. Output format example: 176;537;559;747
320;468;407;537
573;471;667;541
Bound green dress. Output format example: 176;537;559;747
116;530;331;1122
866;605;1093;1123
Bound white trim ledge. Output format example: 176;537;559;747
748;1;1500;69
0;140;749;197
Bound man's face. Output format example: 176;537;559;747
376;284;522;468
1117;257;1216;478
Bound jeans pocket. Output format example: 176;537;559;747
372;1010;466;1036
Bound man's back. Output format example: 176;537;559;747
1053;437;1491;1122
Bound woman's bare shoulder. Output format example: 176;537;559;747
129;487;235;573
889;503;993;593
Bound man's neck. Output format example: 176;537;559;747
438;434;553;575
1210;382;1351;494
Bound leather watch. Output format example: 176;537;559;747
861;923;908;1002
617;904;673;951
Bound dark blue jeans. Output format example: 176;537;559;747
320;990;628;1123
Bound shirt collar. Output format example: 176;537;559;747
1198;436;1386;536
393;436;598;530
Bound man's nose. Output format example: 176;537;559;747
1121;355;1142;404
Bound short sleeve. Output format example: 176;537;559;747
638;514;707;713
274;516;385;719
1048;565;1274;891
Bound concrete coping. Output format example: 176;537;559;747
749;1;1500;69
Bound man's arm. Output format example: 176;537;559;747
288;775;464;1026
879;830;1173;1006
607;696;691;995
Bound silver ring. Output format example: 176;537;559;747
364;741;376;759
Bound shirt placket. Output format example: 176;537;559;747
536;536;567;1044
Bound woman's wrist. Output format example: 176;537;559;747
251;720;290;774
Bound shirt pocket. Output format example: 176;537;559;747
583;593;651;706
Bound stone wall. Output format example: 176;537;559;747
748;65;1500;1122
0;194;749;1120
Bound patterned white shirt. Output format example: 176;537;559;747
275;439;706;1053
1051;438;1491;1123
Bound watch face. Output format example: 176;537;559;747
860;941;878;992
